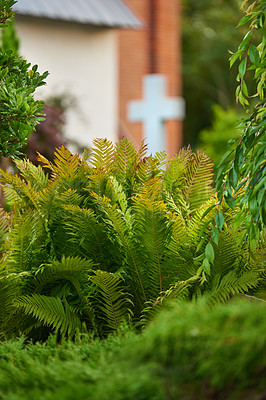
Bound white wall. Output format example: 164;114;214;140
16;17;118;152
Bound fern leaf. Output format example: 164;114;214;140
14;158;48;190
90;138;115;171
0;209;9;254
90;192;146;300
184;150;214;212
112;138;140;183
206;270;260;307
89;270;132;333
52;146;80;178
6;211;47;272
15;294;82;337
33;256;94;296
104;175;128;213
132;190;173;296
63;205;119;270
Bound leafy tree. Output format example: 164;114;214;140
0;0;48;158
182;0;248;146
198;105;243;171
202;0;265;279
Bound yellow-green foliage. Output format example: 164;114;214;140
0;139;264;341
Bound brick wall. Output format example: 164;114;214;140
119;0;183;155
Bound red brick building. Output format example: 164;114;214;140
119;0;184;155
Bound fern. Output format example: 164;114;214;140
0;139;263;339
14;158;48;191
0;209;9;254
132;190;173;296
15;294;82;337
89;270;132;334
183;150;214;212
6;211;48;272
32;256;94;296
206;270;260;307
90;138;115;172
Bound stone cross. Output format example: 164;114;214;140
128;74;185;154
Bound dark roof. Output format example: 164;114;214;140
14;0;142;28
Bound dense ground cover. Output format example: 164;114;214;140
0;301;265;400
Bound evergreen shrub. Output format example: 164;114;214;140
0;301;264;400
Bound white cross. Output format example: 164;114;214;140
128;74;185;154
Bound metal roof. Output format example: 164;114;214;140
14;0;142;28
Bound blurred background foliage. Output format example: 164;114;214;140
1;1;254;169
182;0;251;163
197;105;243;174
0;19;66;165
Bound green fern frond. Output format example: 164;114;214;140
206;270;260;307
0;210;9;254
112;138;140;182
52;146;80;178
0;274;22;334
105;175;128;212
135;155;162;185
187;197;217;242
90;138;115;171
37;152;55;173
14;158;48;190
136;176;164;202
132;193;173;295
58;188;84;207
163;154;187;193
140;300;165;326
1;170;29;206
15;294;82;337
6;211;47;272
167;212;187;246
140;276;195;325
212;230;243;276
89;270;132;333
184;150;214;212
153;151;167;169
33;256;94;296
90;192;146;303
63;204;119;269
157;275;198;303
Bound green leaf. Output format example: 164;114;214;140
202;258;210;275
236;13;253;28
238;59;247;78
245;214;252;229
242;79;249;97
205;243;215;264
229;168;238;189
230;53;240;68
201;204;216;220
224;193;236;209
249;198;258;216
248;44;260;66
211;227;219;246
215;212;224;231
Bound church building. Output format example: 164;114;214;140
14;0;184;155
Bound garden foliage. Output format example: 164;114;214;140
0;301;265;400
0;0;48;157
0;139;264;340
213;0;265;249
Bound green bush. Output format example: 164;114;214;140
0;0;48;158
0;139;264;341
0;301;265;400
197;105;242;170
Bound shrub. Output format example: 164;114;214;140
0;139;264;340
0;301;265;400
